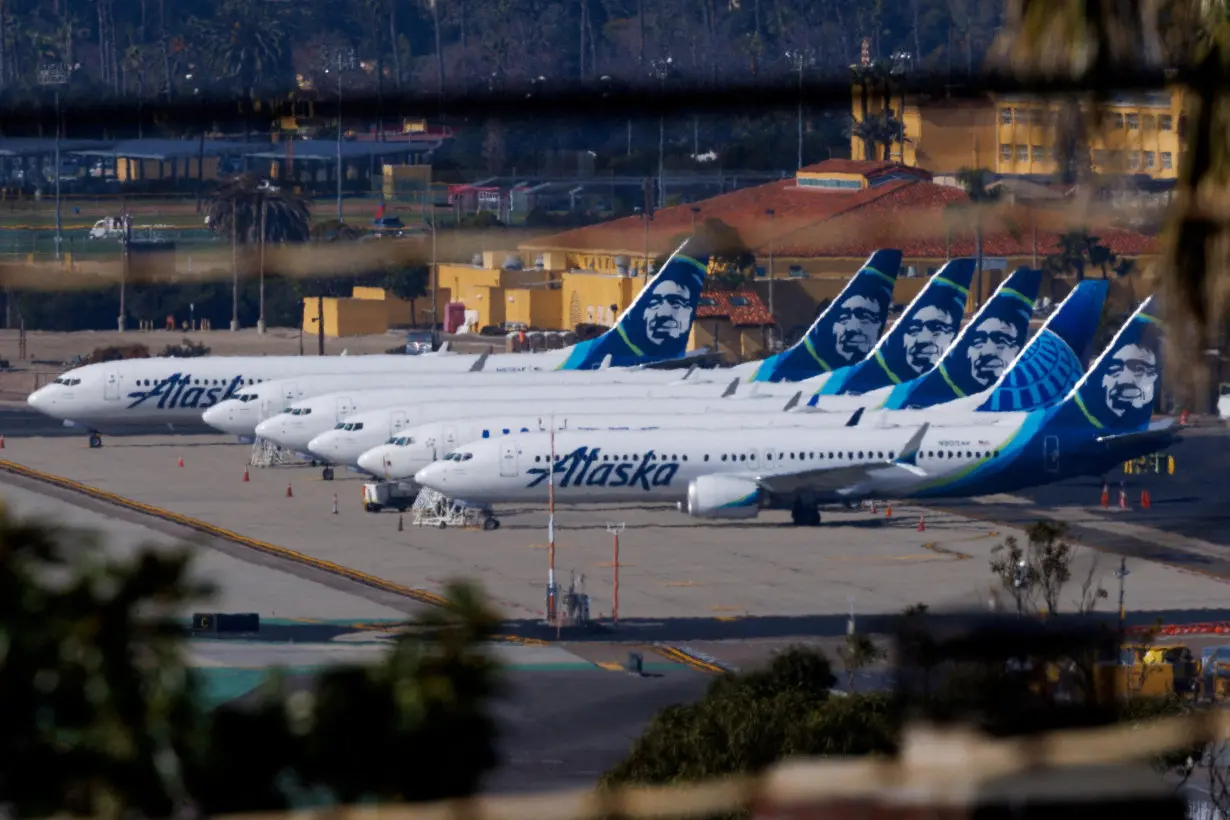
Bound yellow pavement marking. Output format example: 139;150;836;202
596;661;624;672
659;580;703;587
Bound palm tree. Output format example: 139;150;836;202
197;0;293;135
207;174;310;332
837;632;886;692
1044;230;1135;282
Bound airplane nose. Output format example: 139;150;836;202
26;389;42;408
306;433;333;458
414;462;445;489
254;419;276;439
356;449;382;474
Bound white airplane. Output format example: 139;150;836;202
255;377;752;461
199;362;716;438
317;278;1106;474
25;239;711;446
413;297;1176;529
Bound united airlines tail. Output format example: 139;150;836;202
808;257;977;399
975;280;1109;412
1045;296;1163;435
749;249;902;383
873;266;1042;409
554;240;709;370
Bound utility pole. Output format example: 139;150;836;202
120;212;130;331
257;193;267;334
332;48;356;225
648;57;672;209
765;208;776;338
230;201;239;331
606;522;625;624
427;197;439;347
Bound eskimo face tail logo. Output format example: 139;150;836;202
899;298;962;376
1073;303;1163;430
807;249;900;367
944;270;1040;394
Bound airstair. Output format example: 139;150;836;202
410;488;483;528
248;436;310;468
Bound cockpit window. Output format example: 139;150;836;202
385;437;397;444
334;423;345;429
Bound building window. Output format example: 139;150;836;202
1000;143;1012;162
1128;152;1141;170
1111;113;1124;129
797;176;862;190
1162;151;1173;169
1032;145;1045;162
1126;113;1139;130
1015;144;1028;162
1142;114;1156;130
1160;114;1173;131
1000;107;1013;125
1144;151;1155;169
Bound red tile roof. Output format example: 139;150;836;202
696;289;774;327
523;169;1159;260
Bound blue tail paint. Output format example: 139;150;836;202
1044;296;1162;434
877;266;1041;409
976;280;1109;412
808;257;977;401
555;241;709;370
750;249;901;382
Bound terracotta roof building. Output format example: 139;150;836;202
519;159;1159;335
691;289;776;364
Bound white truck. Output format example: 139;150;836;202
362;481;418;513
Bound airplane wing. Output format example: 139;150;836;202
1095;417;1180;445
751;424;930;496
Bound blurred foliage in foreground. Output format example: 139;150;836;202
0;503;502;817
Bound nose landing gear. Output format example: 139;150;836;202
321;466;335;481
88;432;103;449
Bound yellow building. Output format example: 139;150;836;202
851;86;1186;179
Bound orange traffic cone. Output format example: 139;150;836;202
1;434;7;449
1141;489;1151;509
917;515;926;532
1101;484;1109;509
885;504;892;518
242;467;250;482
286;481;293;498
1180;409;1190;425
1119;488;1128;510
177;456;184;468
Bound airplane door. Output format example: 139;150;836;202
1043;436;1060;473
499;442;519;476
103;370;120;401
390;410;408;435
336;396;354;421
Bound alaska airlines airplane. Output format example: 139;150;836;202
413;297;1173;528
199;364;709;438
742;249;902;382
313;280;1106;473
338;279;1106;479
25;240;711;445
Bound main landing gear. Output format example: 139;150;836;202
790;498;822;527
321;466;335;481
483;515;501;531
88;432;103;449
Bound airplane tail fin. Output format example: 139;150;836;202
810;256;977;399
976;280;1110;412
1046;296;1162;434
750;249;901;382
555;239;709;370
880;266;1041;408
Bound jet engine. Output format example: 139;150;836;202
683;475;762;519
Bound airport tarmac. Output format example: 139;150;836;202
1;432;1227;644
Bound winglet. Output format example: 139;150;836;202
894;423;930;466
846;407;865;427
722;377;740;398
468;351;489;372
783;391;802;412
438;341;450;353
681;363;698;381
598;354;613;370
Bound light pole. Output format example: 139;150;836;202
426;196;439;348
690;206;700;235
785;49;815;170
648;57;672;210
257;189;267;334
38;63;70;264
606;522;625;624
328;48;357;225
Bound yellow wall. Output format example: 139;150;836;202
350;286;413;326
302;297;390;337
561;273;637;328
505;287;563;329
116;155;221;182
